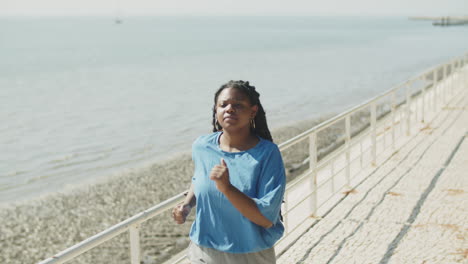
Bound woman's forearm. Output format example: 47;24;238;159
183;184;196;208
222;185;273;229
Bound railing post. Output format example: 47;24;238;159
455;60;459;92
460;58;463;88
455;60;458;91
465;56;468;88
458;59;463;91
457;59;461;92
451;60;455;95
461;58;465;89
443;64;447;105
283;196;289;234
309;132;318;216
459;58;464;90
345;115;351;186
330;162;335;193
370;102;377;166
414;81;419;124
406;81;411;136
391;91;396;150
448;61;452;95
433;68;438;111
453;59;458;94
129;224;141;264
462;55;468;85
464;56;467;87
383;117;387;149
399;102;403;136
421;76;426;123
359;141;363;168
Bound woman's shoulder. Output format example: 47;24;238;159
252;137;282;160
257;137;280;151
193;132;220;147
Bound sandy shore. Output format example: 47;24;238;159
0;111;380;264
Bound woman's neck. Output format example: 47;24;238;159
219;129;259;152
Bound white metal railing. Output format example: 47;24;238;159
38;53;468;264
275;53;468;253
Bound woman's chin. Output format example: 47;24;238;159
221;124;250;132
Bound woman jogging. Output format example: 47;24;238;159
172;80;286;264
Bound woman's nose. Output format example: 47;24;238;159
225;104;235;113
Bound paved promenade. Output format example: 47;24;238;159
278;90;468;263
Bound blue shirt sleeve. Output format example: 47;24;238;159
252;145;286;224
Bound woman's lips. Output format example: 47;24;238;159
224;116;237;120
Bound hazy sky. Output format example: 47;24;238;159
2;0;467;16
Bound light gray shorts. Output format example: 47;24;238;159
187;242;276;264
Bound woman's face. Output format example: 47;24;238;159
215;87;258;132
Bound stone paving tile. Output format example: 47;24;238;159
278;220;362;264
328;221;406;264
388;223;467;264
432;167;468;191
432;187;466;219
365;192;422;224
412;199;467;228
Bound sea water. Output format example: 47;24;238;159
1;16;467;204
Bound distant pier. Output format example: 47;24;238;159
409;16;468;26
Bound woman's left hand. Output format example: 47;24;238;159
210;158;232;193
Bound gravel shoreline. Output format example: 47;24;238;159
1;112;381;264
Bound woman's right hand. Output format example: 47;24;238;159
172;203;192;224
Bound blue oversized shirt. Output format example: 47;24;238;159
189;132;286;253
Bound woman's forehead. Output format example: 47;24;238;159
217;88;248;102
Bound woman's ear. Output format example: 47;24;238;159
251;105;259;118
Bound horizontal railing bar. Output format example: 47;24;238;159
285;156;352;217
316;171;340;191
278;60;455;152
38;191;187;264
305;125;376;172
287;159;353;217
173;254;188;264
287;126;379;194
350;129;372;146
317;184;348;210
285;169;314;191
276;212;316;244
284;190;315;214
349;152;364;165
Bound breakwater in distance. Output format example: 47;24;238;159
409;16;468;26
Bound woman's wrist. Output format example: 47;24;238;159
220;183;235;196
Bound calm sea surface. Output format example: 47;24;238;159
1;16;467;204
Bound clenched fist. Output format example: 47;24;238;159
210;158;232;193
172;203;191;224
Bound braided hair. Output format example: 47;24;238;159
211;80;273;142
